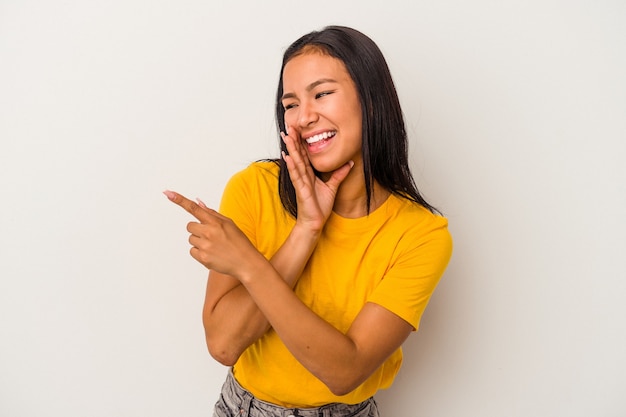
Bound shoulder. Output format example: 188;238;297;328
387;194;453;255
220;161;292;248
228;160;280;183
388;194;450;232
222;160;279;196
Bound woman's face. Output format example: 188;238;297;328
281;52;362;174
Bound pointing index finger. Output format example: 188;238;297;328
163;190;212;223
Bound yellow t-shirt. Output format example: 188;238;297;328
219;161;452;407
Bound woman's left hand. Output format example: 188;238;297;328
164;190;263;279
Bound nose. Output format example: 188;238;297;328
297;100;318;128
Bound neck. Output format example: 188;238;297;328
331;166;390;218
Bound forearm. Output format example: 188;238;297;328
237;259;373;395
208;235;412;395
269;223;321;283
202;280;269;365
203;224;320;364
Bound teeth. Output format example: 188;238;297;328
305;131;336;144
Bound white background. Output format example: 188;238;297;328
1;1;624;416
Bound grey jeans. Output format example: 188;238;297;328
213;370;380;417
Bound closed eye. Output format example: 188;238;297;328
315;90;334;99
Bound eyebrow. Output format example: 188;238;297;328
281;78;338;101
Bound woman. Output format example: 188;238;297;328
164;25;452;417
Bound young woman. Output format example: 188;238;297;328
164;26;452;417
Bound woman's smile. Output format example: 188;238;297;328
281;52;363;173
304;130;337;153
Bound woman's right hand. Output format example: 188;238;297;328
281;125;353;232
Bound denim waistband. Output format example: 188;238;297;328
213;369;378;417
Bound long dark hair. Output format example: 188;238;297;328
274;25;438;217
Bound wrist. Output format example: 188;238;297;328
237;250;271;285
291;221;323;244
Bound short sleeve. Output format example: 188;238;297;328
218;161;284;252
219;165;261;247
367;217;453;330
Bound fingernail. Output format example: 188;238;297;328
349;160;355;168
196;198;207;208
163;190;176;201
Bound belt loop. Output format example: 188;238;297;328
238;390;253;417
